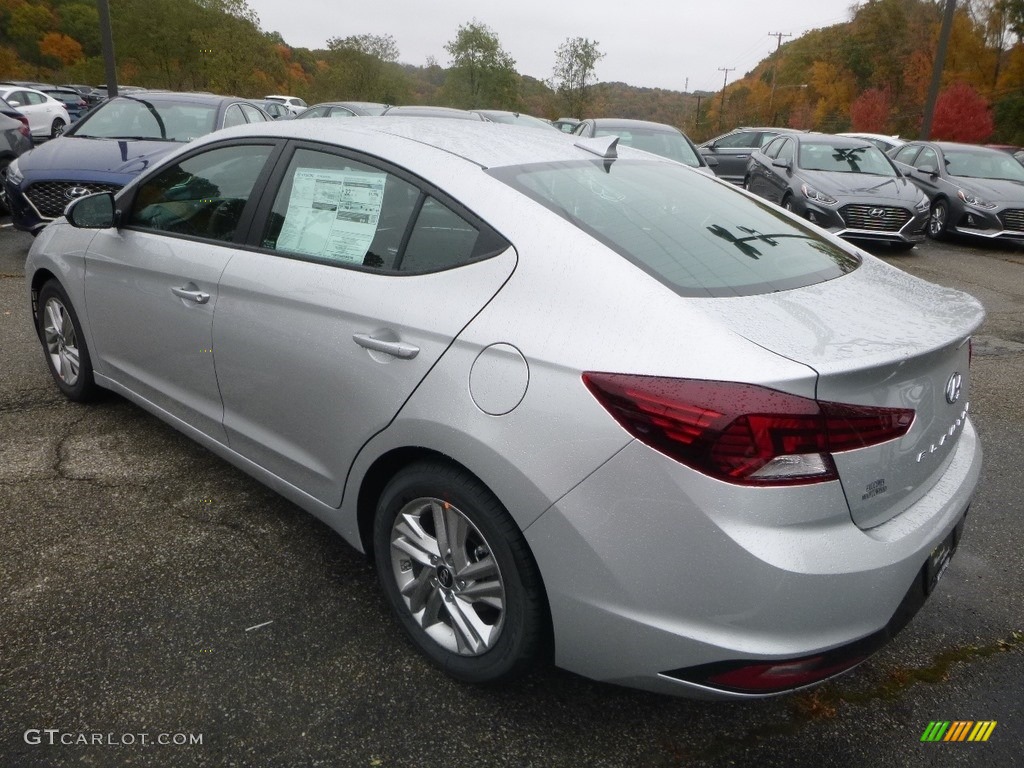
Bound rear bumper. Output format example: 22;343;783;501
525;418;981;698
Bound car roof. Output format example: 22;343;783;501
791;132;880;147
382;105;484;120
585;118;683;133
106;91;254;106
194;116;660;169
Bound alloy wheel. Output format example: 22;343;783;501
389;496;506;656
42;297;80;386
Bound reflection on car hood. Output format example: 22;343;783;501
17;136;181;177
949;175;1024;202
799;170;920;202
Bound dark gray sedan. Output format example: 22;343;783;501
890;141;1024;242
745;132;930;249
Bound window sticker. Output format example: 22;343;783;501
277;168;386;264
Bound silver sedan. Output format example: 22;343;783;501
26;118;983;698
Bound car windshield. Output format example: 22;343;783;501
594;128;701;167
69;97;217;141
490;159;859;297
798;142;896;176
943;149;1024;181
482;112;552;129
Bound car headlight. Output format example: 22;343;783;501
800;183;837;206
957;189;996;209
915;194;930;211
4;157;23;186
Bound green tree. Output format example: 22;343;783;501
552;37;604;117
443;20;518;108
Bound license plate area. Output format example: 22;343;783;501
925;515;966;595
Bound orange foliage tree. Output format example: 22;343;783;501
39;31;82;66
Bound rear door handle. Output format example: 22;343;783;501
171;286;210;304
353;333;420;359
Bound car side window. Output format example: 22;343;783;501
328;108;356;118
240;104;267;123
304;106;327;118
776;138;795;164
762;137;784;159
757;131;779;147
7;91;27;106
398;198;481;273
714;131;758;149
223;104;246;129
262;147;421;269
893;146;921;165
914;147;938;170
127;144;274;242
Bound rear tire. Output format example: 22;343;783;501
373;461;548;683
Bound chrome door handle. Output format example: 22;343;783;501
171;287;211;304
353;333;420;359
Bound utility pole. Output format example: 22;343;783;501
97;0;118;97
921;0;956;139
694;93;702;133
718;67;734;130
766;31;791;124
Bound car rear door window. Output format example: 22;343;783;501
240;104;267;123
261;147;508;272
127;144;274;242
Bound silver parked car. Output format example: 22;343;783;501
26;118;983;698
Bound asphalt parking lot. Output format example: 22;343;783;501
1;217;1022;768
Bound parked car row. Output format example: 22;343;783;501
3;91;273;233
695;125;1024;250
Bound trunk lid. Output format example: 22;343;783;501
702;256;983;528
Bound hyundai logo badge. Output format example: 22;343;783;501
64;186;91;200
945;372;963;404
869;207;886;218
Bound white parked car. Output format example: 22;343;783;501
263;94;307;116
0;86;73;140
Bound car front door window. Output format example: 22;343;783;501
128;143;274;243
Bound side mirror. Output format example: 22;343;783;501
917;164;939;177
704;155;719;167
772;157;792;170
65;192;117;229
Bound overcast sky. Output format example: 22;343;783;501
246;1;859;92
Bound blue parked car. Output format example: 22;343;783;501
4;91;270;234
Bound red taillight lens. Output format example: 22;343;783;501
16;116;30;138
582;373;914;486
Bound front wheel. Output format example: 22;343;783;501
373;461;548;683
50;118;66;138
928;199;949;240
782;194;795;212
37;280;99;401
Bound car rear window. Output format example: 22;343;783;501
489;159;859;297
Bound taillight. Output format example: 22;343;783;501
582;373;914;486
16;116;30;138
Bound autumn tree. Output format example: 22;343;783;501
552;37;604;117
930;81;994;141
850;87;892;132
321;34;405;103
443;21;517;108
39;32;83;67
